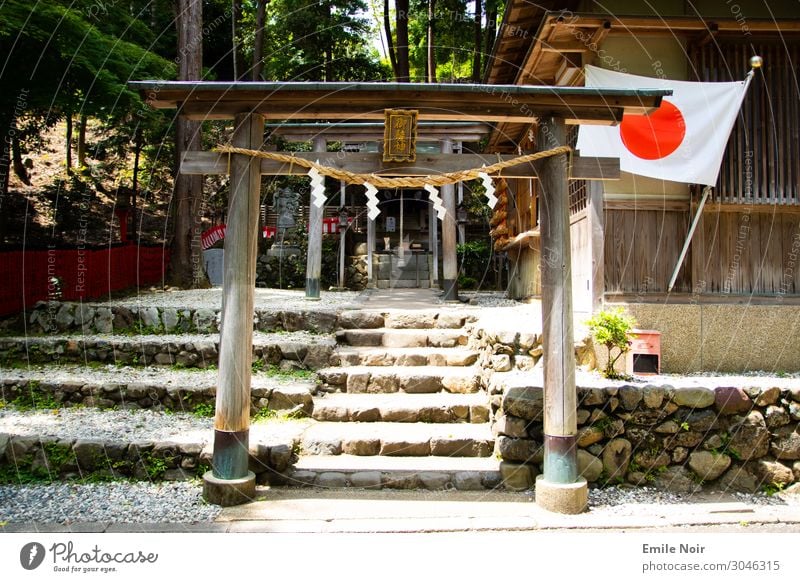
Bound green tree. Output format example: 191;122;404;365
0;1;176;201
262;0;387;81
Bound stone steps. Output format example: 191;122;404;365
317;365;481;394
335;328;467;348
312;392;489;423
0;332;335;369
300;421;494;457
335;346;479;367
289;454;502;490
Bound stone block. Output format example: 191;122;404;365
417;472;450;490
672;387;715;408
454;471;484;491
500;462;536;491
727;411;770;460
577;450;603;482
502;386;544;421
339;311;384;330
342;439;381;456
602;438;631;481
316;472;348;488
770;426;800;460
714;387;752;415
688;451;731;481
496;436;542;463
350;471;382;489
754;387;781;407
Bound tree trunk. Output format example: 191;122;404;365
472;0;482;81
11;134;30;185
65;114;73;174
396;0;410;82
427;0;436;83
170;0;209;288
252;0;267;81
383;0;398;79
485;3;498;65
231;0;242;79
77;114;87;167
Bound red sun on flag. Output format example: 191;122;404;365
619;100;686;160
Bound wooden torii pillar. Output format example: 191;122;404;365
305;136;326;300
202;112;263;506
535;116;587;513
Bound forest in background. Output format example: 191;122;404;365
0;0;504;286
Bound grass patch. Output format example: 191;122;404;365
252;407;305;424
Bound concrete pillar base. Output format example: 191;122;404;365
203;471;256;507
535;475;588;514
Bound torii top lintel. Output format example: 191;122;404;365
129;81;669;125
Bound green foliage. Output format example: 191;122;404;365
192;402;215;418
262;0;387;81
763;482;786;496
585;308;637;379
264;364;315;381
11;385;61;411
139;452;167;480
252;407;304;424
457;239;492;289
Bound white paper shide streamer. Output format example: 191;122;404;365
309;163;326;208
425;184;446;220
478;172;497;209
364;182;380;219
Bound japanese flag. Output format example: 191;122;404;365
577;65;752;186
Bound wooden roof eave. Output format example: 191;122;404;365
130;81;667;125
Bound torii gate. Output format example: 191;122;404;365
132;81;666;513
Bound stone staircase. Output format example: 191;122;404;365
289;309;502;490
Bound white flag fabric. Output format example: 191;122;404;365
577;65;751;186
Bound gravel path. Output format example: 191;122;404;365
0;407;213;443
0;482;791;526
111;288;364;310
0;482;220;524
0;363;313;390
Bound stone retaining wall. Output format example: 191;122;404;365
0;378;314;414
345;255;368;290
14;302;341;335
490;376;800;493
0;336;335;370
0;433;295;484
469;327;595;374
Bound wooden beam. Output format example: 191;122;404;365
181;151;620;180
212;112;263;485
178;102;632;124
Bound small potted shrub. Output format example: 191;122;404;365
585;308;637;379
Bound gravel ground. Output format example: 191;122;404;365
0;482;791;526
0;482;220;524
0;363;311;390
0;407;213;443
112;288;364;310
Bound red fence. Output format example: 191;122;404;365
0;244;170;317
